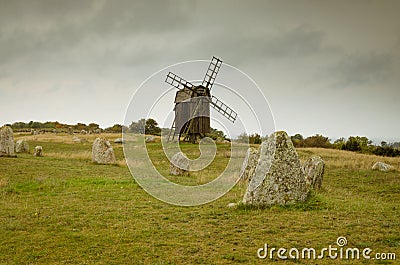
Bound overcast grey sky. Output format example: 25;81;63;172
0;0;399;142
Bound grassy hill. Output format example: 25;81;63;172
0;133;399;264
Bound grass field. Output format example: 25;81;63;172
1;133;399;264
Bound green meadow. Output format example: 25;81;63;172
0;133;399;264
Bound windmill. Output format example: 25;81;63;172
165;56;237;143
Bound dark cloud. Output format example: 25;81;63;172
0;0;195;66
326;53;394;88
0;0;399;140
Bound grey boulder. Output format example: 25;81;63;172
243;131;309;206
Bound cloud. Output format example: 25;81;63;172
326;52;394;88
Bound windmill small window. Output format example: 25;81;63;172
165;57;238;143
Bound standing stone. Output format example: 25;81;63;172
0;126;15;157
33;146;43;157
303;156;325;189
372;162;393;172
15;139;30;153
243;131;309;206
114;138;124;144
72;136;82;143
92;137;116;164
239;147;260;181
145;136;155;143
170;152;189;175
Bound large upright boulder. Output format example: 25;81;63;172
0;125;15;157
243;131;309;206
303;156;325;189
239;147;260;181
15;139;30;153
92;138;116;164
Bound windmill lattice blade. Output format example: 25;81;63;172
210;95;237;123
165;72;196;93
202;56;222;90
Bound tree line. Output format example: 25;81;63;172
6;120;399;157
290;134;400;157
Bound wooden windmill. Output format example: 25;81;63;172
165;56;237;143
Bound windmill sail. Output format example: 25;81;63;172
165;72;196;93
209;95;237;123
202;56;222;90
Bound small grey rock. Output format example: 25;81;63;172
15;139;29;153
114;138;124;144
372;162;393;172
145;136;156;143
33;146;43;157
92;138;116;164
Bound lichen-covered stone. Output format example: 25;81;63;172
170;152;189;175
33;146;43;157
243;131;309;206
114;138;124;144
145;136;155;143
239;147;260;181
92;138;116;164
72;136;82;143
303;156;325;189
372;162;393;172
15;139;29;153
0;126;15;157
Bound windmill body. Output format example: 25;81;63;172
165;57;237;143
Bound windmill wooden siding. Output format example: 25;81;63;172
174;89;210;135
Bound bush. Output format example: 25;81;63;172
303;134;331;148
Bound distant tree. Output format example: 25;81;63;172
234;132;262;144
74;123;88;131
11;122;28;129
342;136;372;152
303;134;331;148
129;119;146;134
145;118;161;135
291;134;304;147
235;133;249;143
105;124;123;133
391;142;400;149
372;146;400;157
333;137;346;149
342;136;361;152
381;141;387;147
88;123;100;131
55;121;65;129
249;133;262;144
207;128;226;140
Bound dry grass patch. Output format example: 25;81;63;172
297;147;400;171
14;132;122;144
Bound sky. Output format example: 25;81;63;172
0;0;399;142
